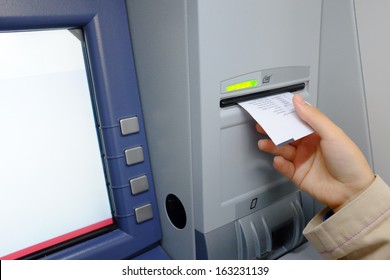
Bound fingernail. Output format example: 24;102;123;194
294;94;305;106
258;139;265;149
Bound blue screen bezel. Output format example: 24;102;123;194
0;0;163;259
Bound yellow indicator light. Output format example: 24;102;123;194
226;80;258;92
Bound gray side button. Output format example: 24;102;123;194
135;203;153;223
130;175;149;195
120;116;140;136
125;146;144;165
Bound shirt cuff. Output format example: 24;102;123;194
303;176;390;259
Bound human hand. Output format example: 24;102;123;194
256;94;375;211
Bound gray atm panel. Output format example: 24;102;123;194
127;0;322;259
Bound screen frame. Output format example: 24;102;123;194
0;0;161;259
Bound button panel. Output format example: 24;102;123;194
118;117;154;226
130;175;149;195
125;146;144;166
135;203;154;223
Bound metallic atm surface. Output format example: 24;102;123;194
318;0;389;184
128;0;322;259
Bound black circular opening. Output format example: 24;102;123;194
165;194;187;229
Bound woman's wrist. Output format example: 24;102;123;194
333;174;376;213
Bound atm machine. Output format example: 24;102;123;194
127;0;323;259
5;0;384;261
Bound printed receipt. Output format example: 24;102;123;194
238;92;314;146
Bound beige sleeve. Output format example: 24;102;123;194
303;176;390;259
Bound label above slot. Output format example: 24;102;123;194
220;66;310;95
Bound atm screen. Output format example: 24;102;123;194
0;29;114;259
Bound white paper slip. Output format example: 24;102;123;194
238;92;314;146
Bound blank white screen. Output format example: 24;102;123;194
0;30;113;259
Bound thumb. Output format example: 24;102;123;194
293;94;342;140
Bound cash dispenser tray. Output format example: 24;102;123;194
236;193;305;260
220;83;305;108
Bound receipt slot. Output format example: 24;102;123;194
127;0;322;259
